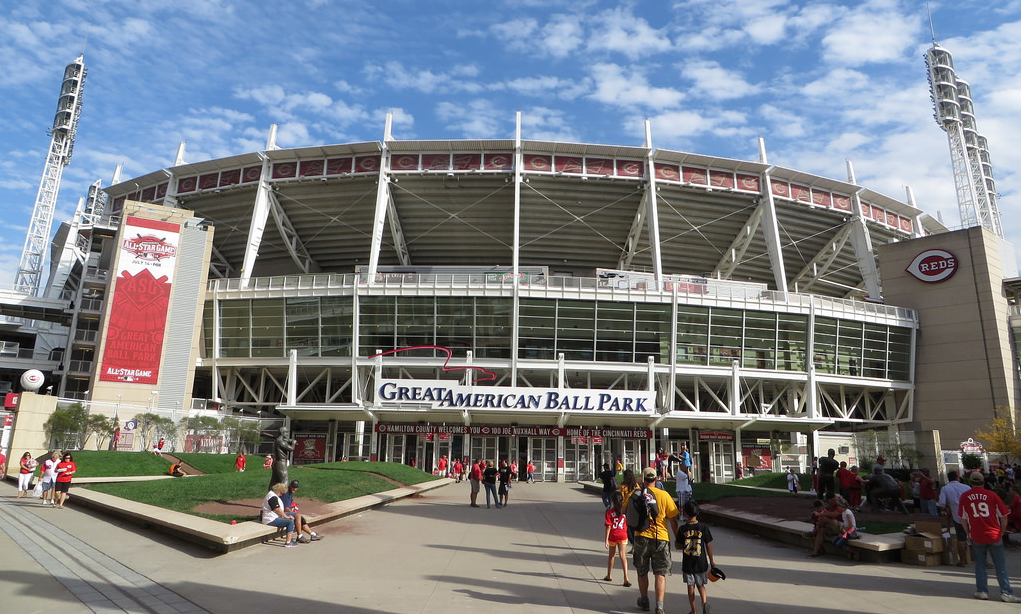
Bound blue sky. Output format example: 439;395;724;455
3;0;1021;288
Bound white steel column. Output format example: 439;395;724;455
239;154;272;288
512;112;523;384
759;166;789;299
643;121;663;281
367;114;395;285
846;161;881;300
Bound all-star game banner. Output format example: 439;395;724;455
99;216;181;385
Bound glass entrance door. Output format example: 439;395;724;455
711;441;735;482
618;440;642;473
470;437;499;466
385;434;406;464
564;440;594;481
528;437;558;482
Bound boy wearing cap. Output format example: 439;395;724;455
280;480;323;543
678;500;716;614
960;471;1019;602
633;466;680;614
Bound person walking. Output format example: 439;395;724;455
53;453;76;508
17;452;37;498
599;462;618;509
632;467;680;614
603;490;632;587
40;451;60;506
787;467;800;494
960;471;1021;602
937;470;971;567
678;500;717;614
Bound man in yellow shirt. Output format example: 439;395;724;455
634;467;681;614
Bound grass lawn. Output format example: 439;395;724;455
74;452;440;523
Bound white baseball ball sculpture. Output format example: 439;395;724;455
20;369;45;392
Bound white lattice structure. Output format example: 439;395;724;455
926;44;1003;238
14;55;87;295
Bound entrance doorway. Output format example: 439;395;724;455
697;440;735;483
528;437;557;482
564;439;594;481
470;437;500;466
384;434;408;464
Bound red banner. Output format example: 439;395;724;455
742;446;772;470
294;433;327;462
99;216;180;385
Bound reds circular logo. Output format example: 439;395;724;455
906;248;957;283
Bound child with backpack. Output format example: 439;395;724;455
603;490;632;586
677;500;718;614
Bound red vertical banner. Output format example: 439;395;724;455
99;216;180;385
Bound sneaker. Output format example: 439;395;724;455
1003;594;1021;603
637;596;650;611
284;541;297;548
975;591;989;600
310;533;323;541
655;608;666;614
297;534;311;544
703;602;711;614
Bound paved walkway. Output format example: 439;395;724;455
2;479;1021;613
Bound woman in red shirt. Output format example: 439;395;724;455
54;452;76;509
17;452;37;498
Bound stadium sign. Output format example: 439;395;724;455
376;378;655;413
906;248;957;283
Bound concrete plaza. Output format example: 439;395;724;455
1;478;1017;614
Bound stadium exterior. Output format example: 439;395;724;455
5;116;1020;482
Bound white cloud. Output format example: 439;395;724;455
682;60;757;100
800;68;871;98
820;1;919;66
589;63;685;110
497;75;590;100
436;100;509;138
587;8;673;59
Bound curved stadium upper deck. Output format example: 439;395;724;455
104;135;944;427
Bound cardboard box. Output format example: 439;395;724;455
905;535;945;553
905;521;946;553
901;550;942;566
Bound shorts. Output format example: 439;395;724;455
41;479;55;492
470;478;480;494
632;535;672;576
498;483;508;496
54;481;71;493
609;539;628;547
683;572;708;586
952;521;967;541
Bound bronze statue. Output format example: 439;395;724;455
868;466;909;514
270;426;296;490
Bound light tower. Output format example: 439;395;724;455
925;43;1003;238
14;54;87;295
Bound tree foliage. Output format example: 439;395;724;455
974;409;1021;464
85;414;118;450
221;416;262;453
43;403;89;450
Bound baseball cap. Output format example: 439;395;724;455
289;479;300;488
642;467;658;480
969;472;985;485
876;455;886;464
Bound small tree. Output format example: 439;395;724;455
221;416;262;453
182;415;224;453
974;409;1021;464
85;415;118;450
962;452;984;470
153;416;179;452
134;412;162;451
43;403;89;450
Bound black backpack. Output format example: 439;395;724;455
625;487;659;532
